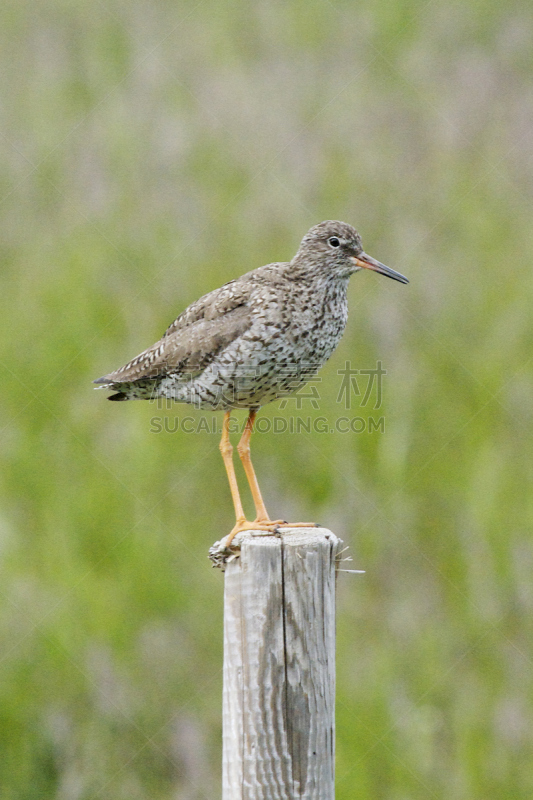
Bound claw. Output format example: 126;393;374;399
224;519;322;549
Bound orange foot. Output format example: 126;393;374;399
224;519;321;549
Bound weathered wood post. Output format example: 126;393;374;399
210;527;342;800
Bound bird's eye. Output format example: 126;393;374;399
328;237;341;248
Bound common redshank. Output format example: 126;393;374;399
94;221;408;545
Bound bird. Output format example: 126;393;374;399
94;221;408;547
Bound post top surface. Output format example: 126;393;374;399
209;527;340;569
242;526;338;547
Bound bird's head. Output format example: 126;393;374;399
292;220;409;284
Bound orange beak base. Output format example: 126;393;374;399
352;253;409;284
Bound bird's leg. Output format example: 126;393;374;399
235;409;320;534
219;410;246;524
236;410;286;526
223;409;320;549
221;410;284;548
237;410;270;523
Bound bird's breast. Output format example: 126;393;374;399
245;280;349;371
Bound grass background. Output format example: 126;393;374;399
1;0;533;797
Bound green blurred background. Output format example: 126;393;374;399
1;0;532;797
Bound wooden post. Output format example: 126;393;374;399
211;527;342;800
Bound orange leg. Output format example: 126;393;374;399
228;410;318;546
220;410;284;548
219;410;245;523
236;410;276;523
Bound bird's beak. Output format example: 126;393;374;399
352;252;409;284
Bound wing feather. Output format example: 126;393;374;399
94;283;252;385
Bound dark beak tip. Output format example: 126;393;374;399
382;269;409;285
355;253;408;285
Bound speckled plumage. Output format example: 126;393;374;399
94;221;408;408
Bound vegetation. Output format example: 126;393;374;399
1;1;532;797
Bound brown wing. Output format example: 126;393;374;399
162;279;249;337
94;280;252;385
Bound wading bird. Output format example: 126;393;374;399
94;221;408;546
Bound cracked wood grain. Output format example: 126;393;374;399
222;528;341;799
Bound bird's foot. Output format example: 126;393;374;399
275;522;321;528
224;517;288;549
224;519;322;549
